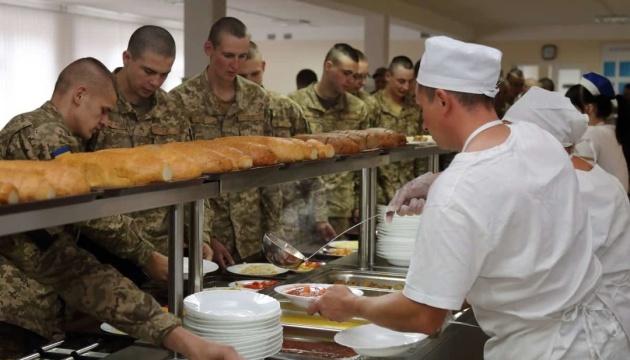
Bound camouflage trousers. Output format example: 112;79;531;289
0;232;179;345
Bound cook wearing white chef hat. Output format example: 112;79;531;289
311;36;629;360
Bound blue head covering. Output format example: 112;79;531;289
579;72;615;99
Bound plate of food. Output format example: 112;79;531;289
406;135;436;146
328;240;358;250
226;263;289;277
275;283;363;309
228;279;280;291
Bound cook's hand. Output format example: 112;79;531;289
143;251;168;282
315;221;337;242
211;239;235;268
307;285;358;322
163;327;243;360
386;172;439;222
202;243;214;260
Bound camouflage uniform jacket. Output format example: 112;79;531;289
84;70;194;258
372;91;427;204
0;103;178;344
355;89;380;127
169;72;282;259
268;91;327;243
289;84;368;218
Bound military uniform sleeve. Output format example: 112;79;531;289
77;215;157;267
261;185;284;236
0;234;179;345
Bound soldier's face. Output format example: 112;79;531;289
386;66;415;100
327;55;357;94
238;58;265;86
350;60;369;93
73;86;116;140
123;50;174;99
205;34;249;82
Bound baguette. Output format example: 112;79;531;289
232;136;317;163
294;134;361;155
160;141;239;174
333;131;368;150
58;148;172;188
0;160;90;197
204;138;278;166
304;139;335;159
0;170;55;201
139;145;203;181
0;182;19;204
198;143;254;170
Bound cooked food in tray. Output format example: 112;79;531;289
286;285;328;297
227;263;289;276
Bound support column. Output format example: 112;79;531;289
364;13;389;72
184;0;226;79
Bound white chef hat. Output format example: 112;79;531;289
416;36;502;97
504;86;589;147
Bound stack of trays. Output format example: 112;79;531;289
376;205;421;267
183;290;283;359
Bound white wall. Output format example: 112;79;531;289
0;3;184;128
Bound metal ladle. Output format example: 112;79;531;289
263;214;381;269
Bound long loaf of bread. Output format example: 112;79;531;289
294;134;361;155
304;139;335;159
58;148;172;188
0;160;90;197
160;142;240;174
0;182;19;204
203;139;278;167
138;145;203;181
211;136;315;163
0;170;56;201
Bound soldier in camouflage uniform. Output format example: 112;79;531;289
239;41;335;247
169;17;282;265
372;56;427;204
289;43;368;234
82;26;212;278
0;58;239;360
348;49;379;127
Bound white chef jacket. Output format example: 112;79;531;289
575;163;630;341
404;122;603;359
575;124;629;192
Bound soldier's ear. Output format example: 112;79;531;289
262;61;266;72
122;51;132;66
73;86;87;106
203;41;214;58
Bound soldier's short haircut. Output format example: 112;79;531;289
324;43;359;64
127;25;176;59
246;40;261;60
208;17;248;47
388;56;413;72
355;48;366;62
53;57;114;96
418;84;494;110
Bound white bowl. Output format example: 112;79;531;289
183;290;280;321
274;283;363;309
334;323;427;357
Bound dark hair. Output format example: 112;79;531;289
565;84;613;118
208;17;248;47
354;48;366;62
418;84;494;109
413;59;421;78
616;95;630;174
625;83;630;92
246;40;260;60
372;67;387;78
506;67;524;80
296;69;318;89
538;77;555;92
54;57;114;95
325;43;359;64
128;25;176;59
388;55;413;72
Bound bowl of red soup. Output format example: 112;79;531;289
274;283;363;309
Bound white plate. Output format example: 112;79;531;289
335;323;427;357
274;283;363;309
183;257;219;278
328;240;358;250
226;263;289;277
183;290;280;321
100;322;127;336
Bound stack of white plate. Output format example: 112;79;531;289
183;290;283;359
376;205;421;267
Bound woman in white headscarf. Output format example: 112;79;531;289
505;86;630;357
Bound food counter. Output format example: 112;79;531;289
2;144;489;359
